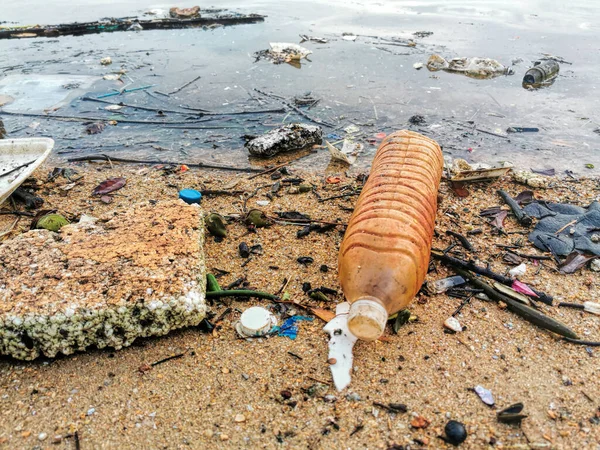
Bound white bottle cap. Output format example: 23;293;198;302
235;306;277;337
347;298;388;341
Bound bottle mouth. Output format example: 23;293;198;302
347;298;388;341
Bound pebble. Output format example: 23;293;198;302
220;434;229;441
591;259;600;272
234;414;246;423
203;429;214;438
444;420;467;445
323;394;337;403
87;408;95;416
590;234;599;243
413;62;424;70
444;317;462;332
346;392;361;402
327;358;337;365
38;432;47;441
52;435;63;444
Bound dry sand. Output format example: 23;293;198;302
0;160;599;449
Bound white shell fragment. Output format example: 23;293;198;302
323;302;358;391
509;263;527;278
269;43;312;61
474;385;495;406
326;139;362;165
444;316;462;333
413;62;424;70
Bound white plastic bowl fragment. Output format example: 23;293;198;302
323;302;358;391
0;138;54;206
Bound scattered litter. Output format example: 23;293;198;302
256;200;270;206
511;280;538;298
103;74;121;81
413;31;433;38
507;127;539;133
427;55;512;79
342;33;357;41
493;282;531;305
474;385;495;406
559;252;596;274
413;62;424;70
444;316;462;333
427;275;465;294
513;170;549;188
525;200;600;256
92;177;126;196
325;139;362;165
509;263;527;278
276;316;314;339
178;189;201;204
85;122;106;135
450;159;512;182
169;6;200;18
235;306;277;338
408;114;426;125
299;35;328;44
255;43;312;67
323;302;358;391
523;60;559;87
444;420;467;445
344;124;360;134
104;104;123;111
245;123;322;158
100;57;112;65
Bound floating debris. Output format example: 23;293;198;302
255;43;312;66
444;420;467;445
245;123;322;157
413;62;424;70
100;57;112;65
169;6;200;18
474;385;495;406
427;55;512;79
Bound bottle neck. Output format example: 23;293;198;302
347;298;388;341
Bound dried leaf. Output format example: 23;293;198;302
276;211;311;221
480;206;502;217
310;307;335;323
514;190;534;205
490;210;508;230
531;168;555;176
511;280;539;298
503;252;523;265
450;180;470;197
92;177;126;196
326;176;342;184
559;251;596;274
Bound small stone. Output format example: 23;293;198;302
413;62;424;70
52;435;63;444
280;390;292;400
444;317;462;332
21;431;31;438
203;429;214;438
87;407;95;416
327;358;337;365
410;415;431;429
591;259;600;272
100;56;112;65
323;395;337;403
591;234;600;243
222;368;230;374
474;385;495;406
234;414;246;423
444;420;467;445
220;434;229;441
38;432;48;441
346;392;361;402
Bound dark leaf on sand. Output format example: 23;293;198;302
503;252;523;265
85;122;106;135
92;177;126;196
480;206;502;217
531;168;555;176
450;181;469;197
276;211;311;221
297;256;314;265
490;210;508;230
392;309;412;334
559;252;596;274
514;190;534;205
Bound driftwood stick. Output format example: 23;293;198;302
205;290;279;301
67;154;262;173
498;189;532;226
431;249;553;305
455;268;578;339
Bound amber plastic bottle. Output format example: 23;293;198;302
338;130;443;340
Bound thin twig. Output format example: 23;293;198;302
150;352;185;367
205;290;279;301
247;162;287;180
67;154;262;173
254;88;335;127
165;74;202;95
0;159;36;179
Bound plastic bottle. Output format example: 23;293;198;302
523;60;559;85
338;130;443;341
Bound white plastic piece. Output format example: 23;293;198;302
0;138;54;206
583;302;600;315
509;263;527;279
323;302;358;391
269;43;312;60
235;306;277;337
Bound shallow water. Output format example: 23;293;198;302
1;0;599;174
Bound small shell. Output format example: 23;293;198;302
444;317;462;333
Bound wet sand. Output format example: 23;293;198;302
1;160;599;448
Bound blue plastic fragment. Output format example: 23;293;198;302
277;316;314;340
326;133;342;140
179;189;202;204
